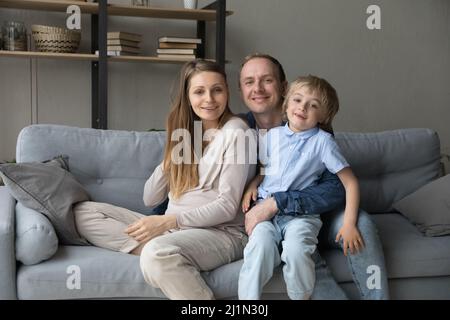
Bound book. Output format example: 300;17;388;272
107;39;140;48
157;54;196;60
158;36;202;44
107;45;141;54
110;51;138;56
107;32;142;42
157;48;196;55
95;50;138;56
159;42;198;49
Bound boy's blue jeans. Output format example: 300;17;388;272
238;214;322;300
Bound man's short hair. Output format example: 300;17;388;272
239;53;287;85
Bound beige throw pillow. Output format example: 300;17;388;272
393;175;450;236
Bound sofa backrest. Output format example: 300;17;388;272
17;125;441;214
335;128;441;213
17;124;166;215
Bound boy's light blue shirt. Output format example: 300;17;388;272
258;124;349;200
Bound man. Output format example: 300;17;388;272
238;53;389;299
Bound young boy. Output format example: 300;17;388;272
238;75;363;300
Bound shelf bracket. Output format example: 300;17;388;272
91;0;108;129
196;20;206;59
215;0;226;68
199;0;226;67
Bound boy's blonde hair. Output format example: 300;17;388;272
282;75;339;134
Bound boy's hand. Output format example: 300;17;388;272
241;185;258;213
335;224;365;256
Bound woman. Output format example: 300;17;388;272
74;59;256;299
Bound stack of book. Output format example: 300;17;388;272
106;32;142;56
157;36;202;60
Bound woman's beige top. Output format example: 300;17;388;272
143;117;257;230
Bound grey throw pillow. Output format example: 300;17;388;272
393;174;450;236
0;156;90;245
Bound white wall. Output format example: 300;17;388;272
1;0;450;170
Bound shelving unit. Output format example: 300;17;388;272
0;0;233;129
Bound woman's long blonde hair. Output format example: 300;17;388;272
163;59;233;199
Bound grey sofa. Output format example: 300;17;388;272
1;124;450;300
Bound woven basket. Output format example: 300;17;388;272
31;25;81;53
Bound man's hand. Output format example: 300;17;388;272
244;197;278;235
125;215;177;244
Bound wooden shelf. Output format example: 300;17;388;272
0;0;99;14
0;50;98;61
0;0;233;20
0;51;225;64
108;55;215;64
108;4;233;21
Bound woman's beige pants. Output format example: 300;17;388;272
74;201;246;300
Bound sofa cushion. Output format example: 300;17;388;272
16;125;167;215
393;174;450;236
19;215;450;299
335;129;441;213
15;202;58;265
16;245;237;299
322;213;450;282
16;245;345;300
0;156;89;245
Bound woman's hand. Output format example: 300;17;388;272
335;223;365;256
125;215;177;244
241;185;258;213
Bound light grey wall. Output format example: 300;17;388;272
1;0;450;171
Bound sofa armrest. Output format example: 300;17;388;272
0;186;17;299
